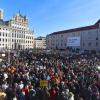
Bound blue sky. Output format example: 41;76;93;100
0;0;100;37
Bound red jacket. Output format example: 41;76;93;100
49;88;56;100
22;88;29;96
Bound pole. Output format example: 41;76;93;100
8;49;10;65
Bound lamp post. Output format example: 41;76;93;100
2;53;5;57
7;48;10;65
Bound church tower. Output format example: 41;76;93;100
0;9;4;20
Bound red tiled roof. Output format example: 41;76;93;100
49;20;100;36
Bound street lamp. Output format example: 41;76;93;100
2;53;5;57
8;49;11;65
6;46;10;65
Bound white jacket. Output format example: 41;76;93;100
68;92;74;100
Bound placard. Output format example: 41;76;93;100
40;80;48;87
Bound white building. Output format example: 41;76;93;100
0;9;34;50
46;20;100;52
35;37;46;49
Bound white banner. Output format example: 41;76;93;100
67;37;80;46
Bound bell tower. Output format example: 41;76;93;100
0;9;3;20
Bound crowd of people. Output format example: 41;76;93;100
0;50;100;100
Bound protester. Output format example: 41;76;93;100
0;50;100;100
0;88;6;100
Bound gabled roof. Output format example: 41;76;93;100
49;20;100;36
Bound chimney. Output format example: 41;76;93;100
0;9;4;20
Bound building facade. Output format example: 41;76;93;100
46;20;100;51
35;37;46;49
0;9;34;50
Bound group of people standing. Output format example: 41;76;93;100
0;51;100;100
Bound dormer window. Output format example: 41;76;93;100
96;37;98;40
